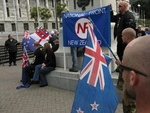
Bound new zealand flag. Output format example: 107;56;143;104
71;25;118;113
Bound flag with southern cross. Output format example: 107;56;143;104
22;30;36;51
30;26;50;46
16;47;30;89
71;25;118;113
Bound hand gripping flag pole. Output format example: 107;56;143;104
88;17;118;60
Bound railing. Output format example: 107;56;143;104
0;44;34;65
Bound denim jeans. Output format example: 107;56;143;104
32;64;42;81
70;47;78;71
39;66;55;85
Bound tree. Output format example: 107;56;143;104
39;8;51;22
56;2;69;20
30;7;51;22
131;0;150;19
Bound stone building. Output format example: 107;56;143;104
0;0;129;34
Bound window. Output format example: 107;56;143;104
18;0;20;4
6;7;10;17
52;0;54;7
5;0;8;3
11;23;16;31
19;8;21;17
0;24;5;32
52;23;55;29
43;23;48;29
91;0;93;6
24;23;29;30
60;23;62;27
74;0;76;9
44;0;46;7
34;23;39;29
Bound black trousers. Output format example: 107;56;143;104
9;52;17;65
117;42;127;61
25;65;36;79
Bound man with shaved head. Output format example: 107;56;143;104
115;27;136;113
120;35;150;113
111;1;136;61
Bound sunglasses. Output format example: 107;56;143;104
119;5;123;7
119;64;147;77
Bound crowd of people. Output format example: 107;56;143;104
4;0;150;112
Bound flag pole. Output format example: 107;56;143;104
23;46;30;61
88;17;117;60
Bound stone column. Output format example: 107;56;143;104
2;0;6;21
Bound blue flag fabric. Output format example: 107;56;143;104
22;31;36;51
16;48;31;89
71;25;118;113
62;6;111;47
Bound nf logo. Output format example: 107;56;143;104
75;18;93;39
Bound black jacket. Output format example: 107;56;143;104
111;10;136;42
44;50;56;68
5;38;19;52
32;47;45;65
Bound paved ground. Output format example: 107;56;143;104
0;60;123;113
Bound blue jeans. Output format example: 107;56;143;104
32;64;42;81
39;66;55;85
70;47;78;70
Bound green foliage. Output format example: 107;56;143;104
131;0;150;19
39;8;51;21
56;2;69;19
30;7;51;22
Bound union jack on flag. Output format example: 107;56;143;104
22;47;29;67
71;25;118;113
80;25;107;90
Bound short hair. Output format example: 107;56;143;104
8;34;11;38
34;41;40;47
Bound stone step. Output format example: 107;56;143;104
46;68;119;92
46;68;122;102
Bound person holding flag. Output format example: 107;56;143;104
25;41;45;84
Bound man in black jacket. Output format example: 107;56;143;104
111;1;136;61
5;34;20;66
25;41;45;84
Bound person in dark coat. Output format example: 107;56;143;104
33;43;56;87
5;34;20;66
25;41;45;84
49;31;59;52
110;1;136;61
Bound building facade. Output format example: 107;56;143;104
0;0;125;34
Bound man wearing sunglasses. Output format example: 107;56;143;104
115;27;136;113
111;1;136;61
121;35;150;113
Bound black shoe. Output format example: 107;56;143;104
40;84;48;87
69;68;78;72
9;64;12;67
14;64;17;66
31;81;39;84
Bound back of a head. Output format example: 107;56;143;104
122;28;136;39
34;41;40;48
123;35;150;76
44;43;51;51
